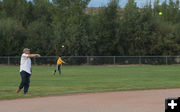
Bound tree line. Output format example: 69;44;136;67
0;0;179;56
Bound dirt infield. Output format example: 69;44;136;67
1;89;180;112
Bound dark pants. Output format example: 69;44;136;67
19;71;31;93
54;64;61;75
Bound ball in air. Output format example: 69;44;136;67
62;45;65;48
159;12;163;16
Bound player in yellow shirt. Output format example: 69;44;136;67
53;57;65;75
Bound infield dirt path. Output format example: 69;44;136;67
1;89;180;112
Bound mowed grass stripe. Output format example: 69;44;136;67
0;65;179;100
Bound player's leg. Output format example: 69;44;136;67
53;64;58;75
17;71;26;93
24;73;31;94
59;66;61;75
53;69;56;75
58;65;61;75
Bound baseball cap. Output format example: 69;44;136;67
23;48;30;52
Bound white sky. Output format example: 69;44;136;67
88;0;177;7
26;0;178;7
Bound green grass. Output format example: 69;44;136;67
0;65;180;100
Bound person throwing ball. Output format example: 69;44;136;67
17;48;40;94
53;56;66;75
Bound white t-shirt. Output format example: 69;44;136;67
20;53;32;74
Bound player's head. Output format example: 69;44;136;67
23;48;30;54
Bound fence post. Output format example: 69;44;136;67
139;56;141;64
8;56;10;65
34;57;36;65
113;56;116;65
87;56;89;65
166;56;168;65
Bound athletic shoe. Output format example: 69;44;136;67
24;92;28;94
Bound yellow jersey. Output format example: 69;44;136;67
57;57;65;65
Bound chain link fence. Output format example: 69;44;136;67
0;56;180;65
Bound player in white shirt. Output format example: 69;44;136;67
17;48;40;94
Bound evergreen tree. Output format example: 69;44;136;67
0;0;179;56
122;0;140;55
53;0;90;56
93;0;119;55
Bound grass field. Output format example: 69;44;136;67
0;65;180;100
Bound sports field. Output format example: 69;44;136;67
0;65;180;100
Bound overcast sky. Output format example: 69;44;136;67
88;0;177;7
28;0;177;7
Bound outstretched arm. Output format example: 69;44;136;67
27;54;41;58
62;60;66;64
